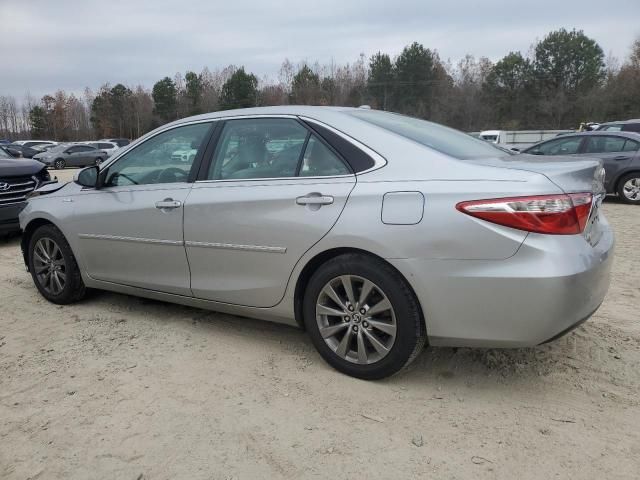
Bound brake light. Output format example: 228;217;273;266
456;193;593;235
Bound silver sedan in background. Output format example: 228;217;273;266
32;143;108;170
19;106;614;379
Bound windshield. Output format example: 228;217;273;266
349;110;511;159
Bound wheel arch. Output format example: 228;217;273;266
614;169;640;194
21;218;60;270
293;247;426;331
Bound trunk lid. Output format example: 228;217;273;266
467;153;605;195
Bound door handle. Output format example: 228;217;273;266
613;155;630;161
296;194;334;206
155;199;182;209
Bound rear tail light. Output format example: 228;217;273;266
456;193;593;235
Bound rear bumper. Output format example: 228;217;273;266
0;202;26;234
390;225;615;348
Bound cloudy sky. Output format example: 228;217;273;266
1;0;639;99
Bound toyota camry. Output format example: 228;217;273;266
19;106;614;379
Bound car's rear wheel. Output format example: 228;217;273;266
303;253;426;380
54;159;65;170
28;224;86;304
618;173;640;204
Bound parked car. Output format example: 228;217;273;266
100;138;130;147
19;106;613;379
86;141;120;157
479;129;573;150
0;145;18;158
5;143;44;158
523;131;640;204
31;143;58;154
0;147;52;236
32;143;107;169
596;119;640;133
10;140;57;148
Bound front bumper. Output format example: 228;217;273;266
390;225;615;348
0;202;26;234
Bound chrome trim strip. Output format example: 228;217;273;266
298;115;388;174
78;233;183;246
0;181;36;188
185;240;287;254
194;174;354;185
0;187;35;195
0;195;30;203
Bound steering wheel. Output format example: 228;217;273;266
157;167;189;184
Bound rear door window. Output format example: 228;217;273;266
584;136;626;154
299;135;350;177
531;136;583;155
623;139;640;152
75;146;95;152
208;118;308;180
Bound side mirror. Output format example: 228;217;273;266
74;165;99;188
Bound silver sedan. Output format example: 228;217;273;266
19;107;614;379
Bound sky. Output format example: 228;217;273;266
1;0;639;100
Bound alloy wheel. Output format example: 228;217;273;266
33;237;67;295
622;177;640;201
315;275;397;365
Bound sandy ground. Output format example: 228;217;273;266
1;169;639;479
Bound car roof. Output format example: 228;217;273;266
546;131;640;140
166;105;358;126
599;119;640;125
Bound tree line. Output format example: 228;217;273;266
1;28;639;142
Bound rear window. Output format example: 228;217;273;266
348;110;510;159
599;124;623;132
622;124;640;133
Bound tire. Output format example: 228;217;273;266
28;224;86;305
95;157;103;166
617;173;640;204
303;253;426;380
54;159;65;170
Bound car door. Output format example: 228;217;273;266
184;117;356;308
80;146;99;166
581;135;637;191
71;121;214;295
64;146;87;167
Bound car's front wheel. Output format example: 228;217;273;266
53;159;65;170
303;253;426;380
28;224;86;304
618;173;640;204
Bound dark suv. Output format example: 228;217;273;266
523;131;640;204
0;148;52;235
596;119;640;134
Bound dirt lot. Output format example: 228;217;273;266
1;170;639;479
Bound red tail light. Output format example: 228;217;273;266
456;193;593;235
